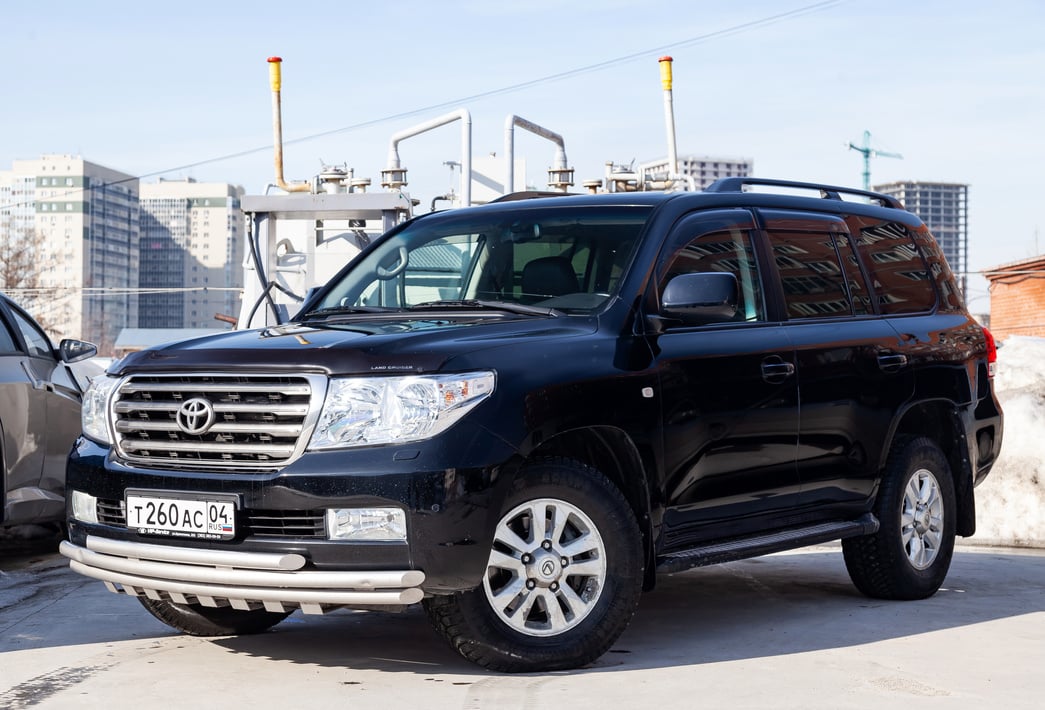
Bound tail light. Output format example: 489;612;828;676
982;326;997;378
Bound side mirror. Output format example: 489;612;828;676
660;272;739;325
59;338;98;363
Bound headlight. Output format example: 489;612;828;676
309;371;495;449
82;375;120;444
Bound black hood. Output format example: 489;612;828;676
111;315;596;376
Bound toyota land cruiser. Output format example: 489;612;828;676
62;178;1003;672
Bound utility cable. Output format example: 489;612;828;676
0;1;844;212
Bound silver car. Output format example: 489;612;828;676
1;294;98;529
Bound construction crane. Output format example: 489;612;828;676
848;130;902;190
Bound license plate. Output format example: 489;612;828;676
126;493;237;540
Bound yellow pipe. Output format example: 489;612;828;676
268;55;282;92
268;56;310;193
658;56;679;181
659;55;673;91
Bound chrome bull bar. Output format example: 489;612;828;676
61;536;425;614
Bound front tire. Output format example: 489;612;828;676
424;458;644;672
843;436;956;600
137;597;291;636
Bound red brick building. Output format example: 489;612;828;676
984;255;1045;340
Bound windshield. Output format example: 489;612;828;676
308;204;652;316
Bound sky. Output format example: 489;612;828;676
3;0;1044;309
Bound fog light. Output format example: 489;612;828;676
71;490;98;524
326;508;407;541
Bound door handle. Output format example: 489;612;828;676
877;353;909;373
761;357;795;384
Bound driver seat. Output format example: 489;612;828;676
521;256;578;303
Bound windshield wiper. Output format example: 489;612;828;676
408;299;561;317
299;305;402;320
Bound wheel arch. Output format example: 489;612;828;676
888;399;976;537
526;425;656;589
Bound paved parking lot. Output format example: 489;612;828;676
1;539;1042;709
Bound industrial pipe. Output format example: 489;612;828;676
383;109;472;206
659;56;679;179
504;115;572;193
267;57;311;193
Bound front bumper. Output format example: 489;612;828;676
65;421;521;603
60;536;424;613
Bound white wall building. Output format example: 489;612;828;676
641;155;753;190
1;154;139;348
139;179;244;329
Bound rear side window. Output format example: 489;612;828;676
768;230;853;319
847;217;936;314
833;234;873;315
760;210;870;320
909;224;962;311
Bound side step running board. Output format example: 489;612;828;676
656;513;879;574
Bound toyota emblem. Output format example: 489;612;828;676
176;397;216;435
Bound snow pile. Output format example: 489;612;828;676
967;336;1045;547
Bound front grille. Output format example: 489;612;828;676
110;373;325;470
95;499;326;539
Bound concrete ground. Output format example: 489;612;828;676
1;536;1042;709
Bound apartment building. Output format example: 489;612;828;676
0;154;139;348
139;179;244;329
640;155;753;190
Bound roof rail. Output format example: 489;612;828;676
489;190;577;203
704;177;903;209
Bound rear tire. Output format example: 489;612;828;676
424;458;643;672
843;436;956;600
137;597;291;636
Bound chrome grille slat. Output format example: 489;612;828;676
115;421;303;436
119;382;312;395
121;439;297;456
114;401;309;415
110;373;326;471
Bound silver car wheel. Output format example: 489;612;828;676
482;497;608;637
901;468;944;570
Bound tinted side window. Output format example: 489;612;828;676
832;233;872;316
768;229;853;319
660;226;765;322
909;224;962;311
847;217;936;314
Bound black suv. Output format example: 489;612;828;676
63;178;1002;672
